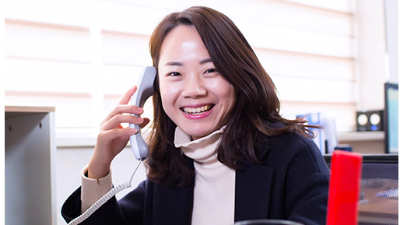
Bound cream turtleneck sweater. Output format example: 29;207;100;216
175;126;236;225
81;126;236;224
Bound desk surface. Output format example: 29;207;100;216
337;131;384;142
5;105;55;112
5;105;55;118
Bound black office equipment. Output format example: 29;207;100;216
356;110;384;131
324;154;398;225
384;83;398;154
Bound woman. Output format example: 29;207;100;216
62;6;330;225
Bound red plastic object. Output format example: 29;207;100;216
326;150;363;225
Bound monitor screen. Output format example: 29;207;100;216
384;83;398;153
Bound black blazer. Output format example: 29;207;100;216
62;132;330;225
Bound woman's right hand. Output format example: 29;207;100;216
88;86;150;179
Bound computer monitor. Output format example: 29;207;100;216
384;83;398;154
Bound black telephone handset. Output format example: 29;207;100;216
129;66;157;160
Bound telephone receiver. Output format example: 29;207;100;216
129;66;157;160
68;70;155;224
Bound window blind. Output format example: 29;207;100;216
5;0;385;142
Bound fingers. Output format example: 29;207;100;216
119;86;137;105
110;104;144;118
102;86;143;125
103;104;144;125
98;127;137;143
101;86;150;131
102;114;146;131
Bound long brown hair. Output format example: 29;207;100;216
146;6;316;186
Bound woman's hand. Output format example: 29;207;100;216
88;86;150;179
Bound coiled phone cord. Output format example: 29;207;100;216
68;160;143;225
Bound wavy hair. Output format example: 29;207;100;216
146;6;317;186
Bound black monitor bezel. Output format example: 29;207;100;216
384;82;398;154
324;154;398;164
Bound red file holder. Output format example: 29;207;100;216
326;150;363;225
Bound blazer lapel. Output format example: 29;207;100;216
234;159;275;222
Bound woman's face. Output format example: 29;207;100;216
158;25;235;140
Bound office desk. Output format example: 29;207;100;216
5;106;57;225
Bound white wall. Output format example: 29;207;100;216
384;0;399;84
355;0;387;111
5;0;369;133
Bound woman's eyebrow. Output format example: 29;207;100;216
164;58;213;67
200;58;213;65
165;61;183;66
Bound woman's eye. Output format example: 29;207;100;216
167;72;181;76
205;68;217;74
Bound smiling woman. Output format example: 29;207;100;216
62;6;330;225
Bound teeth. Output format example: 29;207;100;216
183;105;212;114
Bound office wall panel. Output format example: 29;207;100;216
100;65;143;94
4;59;93;93
5;22;91;62
190;0;353;36
237;20;353;57
100;1;168;35
255;48;354;81
102;31;152;66
5;0;91;28
273;76;355;103
282;0;353;13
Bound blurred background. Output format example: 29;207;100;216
4;0;398;224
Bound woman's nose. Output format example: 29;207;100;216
181;75;207;98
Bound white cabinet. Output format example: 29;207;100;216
5;106;57;225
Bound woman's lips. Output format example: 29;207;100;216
181;104;213;114
180;104;214;119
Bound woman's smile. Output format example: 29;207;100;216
180;104;214;119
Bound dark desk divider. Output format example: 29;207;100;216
324;153;398;225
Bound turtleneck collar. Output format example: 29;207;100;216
174;125;235;225
174;126;226;164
